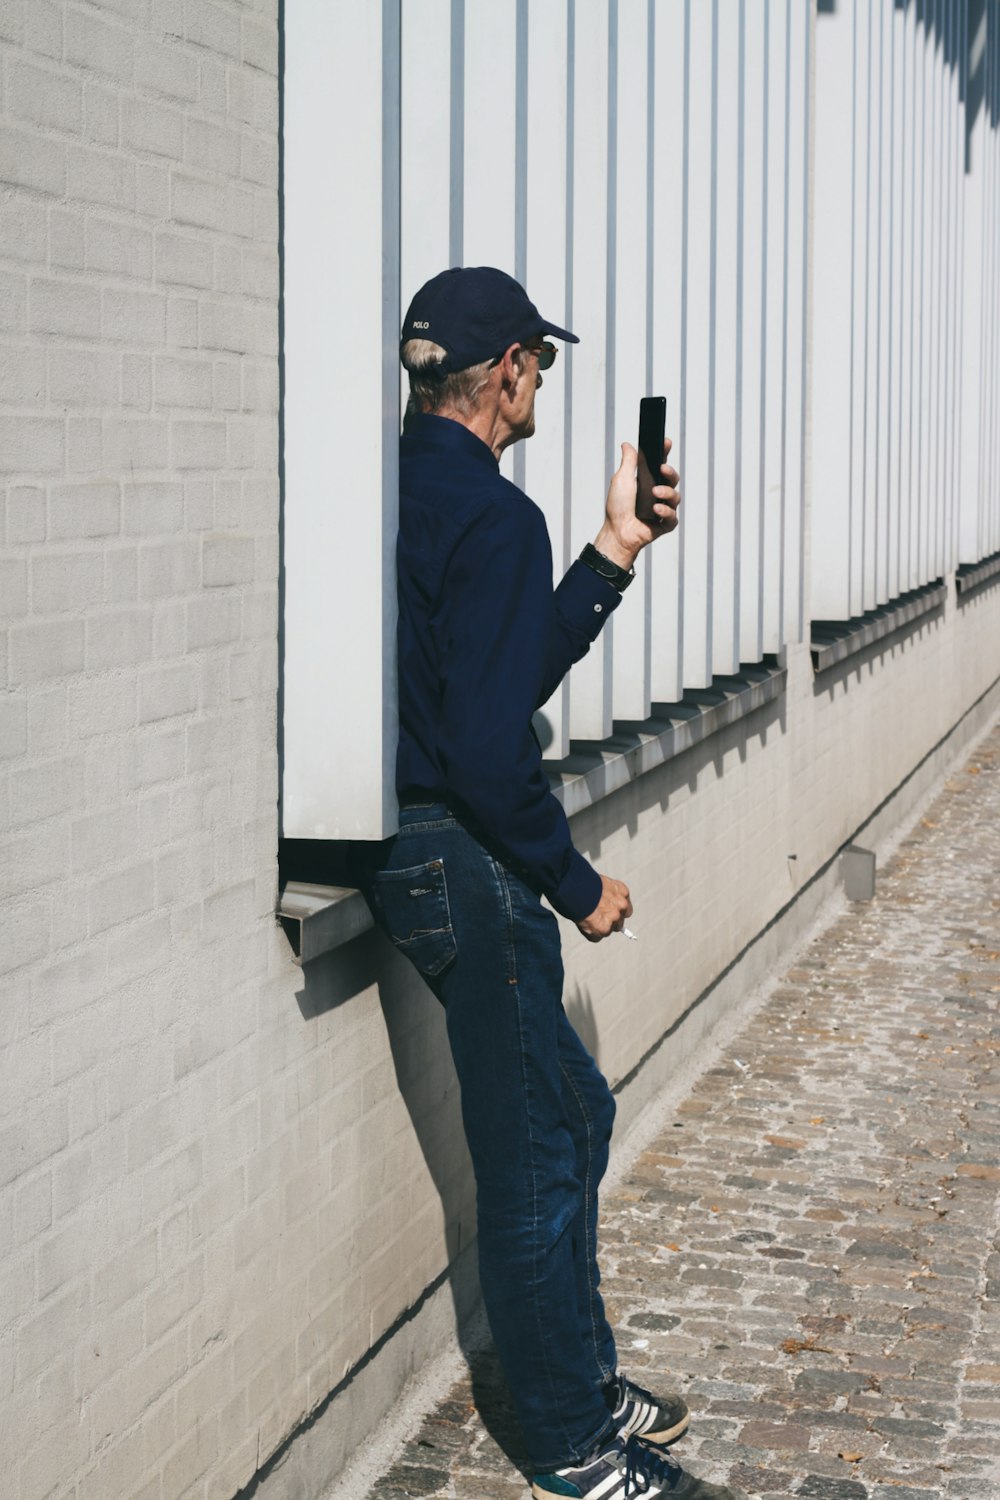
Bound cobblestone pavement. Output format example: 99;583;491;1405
364;726;1000;1500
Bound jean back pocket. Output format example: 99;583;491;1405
370;858;457;977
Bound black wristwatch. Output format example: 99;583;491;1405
578;542;635;592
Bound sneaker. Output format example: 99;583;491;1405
532;1432;742;1499
604;1371;690;1445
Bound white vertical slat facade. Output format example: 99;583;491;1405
274;2;1000;841
813;0;1000;627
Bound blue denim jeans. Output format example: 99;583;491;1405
358;804;618;1470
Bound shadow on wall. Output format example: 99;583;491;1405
565;984;600;1065
293;927;539;1469
810;603;945;702
296;928;469;1265
574;686;787;874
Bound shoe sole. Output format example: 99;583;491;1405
636;1409;690;1445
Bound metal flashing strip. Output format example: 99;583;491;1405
278;882;374;966
546;662;786;819
956;550;1000;597
278;661;787;964
810;580;947;673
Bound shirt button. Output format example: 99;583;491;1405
594;603;603;613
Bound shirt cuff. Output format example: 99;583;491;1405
548;847;603;923
556;559;624;639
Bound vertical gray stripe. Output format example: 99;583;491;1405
983;0;995;558
758;0;769;648
959;0;965;567
989;0;995;555
982;0;989;556
564;0;575;553
923;0;929;579
707;0;718;672
735;0;746;660
987;3;998;554
646;0;655;398
605;0;619;723
947;0;954;570
861;0;874;603
515;0;528;285
941;0;947;579
958;0;966;558
899;2;905;594
644;0;654;694
872;0;884;597
893;0;899;597
989;2;995;555
449;0;464;266
907;1;917;585
513;0;529;495
798;0;810;641
987;1;994;553
382;0;402;820
779;0;791;640
605;0;618;483
995;0;1000;553
679;0;690;675
849;0;858;612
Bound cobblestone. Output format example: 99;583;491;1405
363;725;1000;1500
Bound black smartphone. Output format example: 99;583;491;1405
636;396;667;522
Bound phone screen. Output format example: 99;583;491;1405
636;396;666;522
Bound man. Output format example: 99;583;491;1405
361;267;739;1500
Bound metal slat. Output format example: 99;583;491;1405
712;2;741;676
738;0;769;652
522;0;572;759
567;0;615;741
782;0;807;647
761;0;788;651
610;0;654;721
680;0;714;688
649;0;685;706
282;0;400;841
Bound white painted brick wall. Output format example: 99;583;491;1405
0;4;285;1498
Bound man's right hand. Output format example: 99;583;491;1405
577;874;633;942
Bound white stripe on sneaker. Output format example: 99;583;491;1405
590;1469;626;1500
620;1399;654;1438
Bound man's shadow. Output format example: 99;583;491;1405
298;927;532;1473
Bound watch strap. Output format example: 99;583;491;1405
578;541;635;592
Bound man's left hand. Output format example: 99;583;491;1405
593;439;681;571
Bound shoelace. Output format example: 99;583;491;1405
621;1434;683;1497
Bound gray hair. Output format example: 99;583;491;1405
401;338;496;425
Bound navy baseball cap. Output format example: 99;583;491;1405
400;266;579;374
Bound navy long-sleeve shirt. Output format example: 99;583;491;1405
396;413;623;922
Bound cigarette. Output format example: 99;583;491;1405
622;927;638;941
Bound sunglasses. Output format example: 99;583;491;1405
524;341;558;371
492;341;559;372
